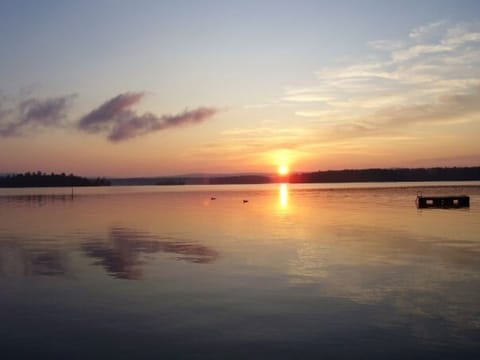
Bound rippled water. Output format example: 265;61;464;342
1;183;479;359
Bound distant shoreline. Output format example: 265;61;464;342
109;166;480;186
2;167;479;188
0;172;111;188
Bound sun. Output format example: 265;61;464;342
278;165;289;176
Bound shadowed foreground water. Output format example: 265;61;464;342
0;183;479;359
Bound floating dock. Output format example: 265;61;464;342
416;194;470;209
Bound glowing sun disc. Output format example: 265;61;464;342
278;165;289;176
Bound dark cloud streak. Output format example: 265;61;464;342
108;107;218;141
78;92;144;133
78;92;219;142
0;94;76;137
0;91;218;141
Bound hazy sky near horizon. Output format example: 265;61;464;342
1;0;479;176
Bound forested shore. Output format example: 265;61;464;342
0;172;111;187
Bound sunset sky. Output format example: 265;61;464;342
1;0;479;177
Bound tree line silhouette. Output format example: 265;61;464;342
209;175;271;185
0;172;111;187
286;167;480;183
205;167;480;184
4;167;476;187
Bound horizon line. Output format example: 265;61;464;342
3;165;479;179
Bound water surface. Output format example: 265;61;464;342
1;183;479;359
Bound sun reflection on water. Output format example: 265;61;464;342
279;183;289;210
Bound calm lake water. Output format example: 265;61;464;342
1;182;479;359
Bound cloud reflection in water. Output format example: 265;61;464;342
82;227;219;279
0;240;69;277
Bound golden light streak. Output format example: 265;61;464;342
279;183;289;209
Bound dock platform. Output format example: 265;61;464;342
416;194;470;209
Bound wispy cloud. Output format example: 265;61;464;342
0;95;76;137
331;86;480;139
195;126;316;166
391;43;452;62
284;20;480;141
409;20;446;40
443;24;480;46
78;92;219;142
283;92;335;103
367;40;404;51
